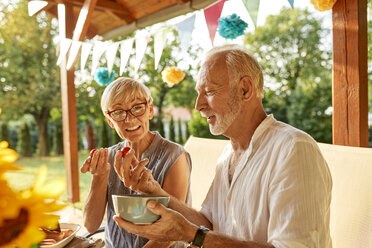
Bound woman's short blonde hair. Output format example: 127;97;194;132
100;77;153;114
205;44;264;98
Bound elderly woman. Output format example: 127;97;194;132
80;77;191;248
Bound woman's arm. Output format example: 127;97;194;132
81;148;111;233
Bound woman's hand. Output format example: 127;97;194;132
80;148;110;176
113;148;166;196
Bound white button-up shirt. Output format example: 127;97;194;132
200;115;332;248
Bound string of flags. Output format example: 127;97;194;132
35;0;296;77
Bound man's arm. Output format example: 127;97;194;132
113;201;274;248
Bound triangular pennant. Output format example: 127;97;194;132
28;0;48;16
242;0;260;27
56;38;72;66
287;0;294;8
176;15;196;55
66;41;82;70
154;27;169;70
203;0;225;45
80;42;92;71
120;38;134;75
91;41;107;75
106;42;119;75
134;35;150;73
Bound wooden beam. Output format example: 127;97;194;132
332;0;368;147
59;3;80;203
42;0;135;23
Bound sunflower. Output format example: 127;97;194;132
0;164;66;248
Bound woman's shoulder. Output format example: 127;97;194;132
153;132;186;153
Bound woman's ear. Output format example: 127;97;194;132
149;103;154;120
240;76;254;101
105;116;115;128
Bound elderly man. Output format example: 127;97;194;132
113;45;332;248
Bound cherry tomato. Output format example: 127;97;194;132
122;147;131;158
90;149;97;157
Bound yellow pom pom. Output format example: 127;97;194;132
310;0;337;11
161;66;185;85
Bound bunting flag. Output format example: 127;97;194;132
204;0;225;45
80;42;92;71
28;0;48;16
106;42;119;75
91;41;107;75
66;41;82;70
56;38;72;66
134;34;150;73
120;38;134;75
154;27;169;70
242;0;260;27
176;15;196;55
287;0;294;8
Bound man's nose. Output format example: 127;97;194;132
195;94;206;112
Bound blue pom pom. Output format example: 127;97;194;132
94;67;115;86
218;14;248;39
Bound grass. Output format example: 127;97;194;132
4;150;92;209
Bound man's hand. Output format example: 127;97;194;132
80;148;110;176
113;200;197;243
113;148;166;196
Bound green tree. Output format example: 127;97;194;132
0;122;10;144
53;121;64;155
0;1;60;156
245;8;332;142
100;120;110;148
17;123;32;157
169;116;176;142
177;119;184;145
188;110;214;139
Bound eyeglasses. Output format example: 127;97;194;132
106;102;147;122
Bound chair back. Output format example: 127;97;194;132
184;136;229;210
318;143;372;248
185;136;372;247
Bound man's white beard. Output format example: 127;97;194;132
210;88;241;135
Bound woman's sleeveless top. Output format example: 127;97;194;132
105;131;192;248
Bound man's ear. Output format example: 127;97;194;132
240;76;254;101
105;116;115;128
149;103;154;120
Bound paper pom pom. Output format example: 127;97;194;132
161;66;185;85
310;0;337;11
94;67;115;86
218;14;248;40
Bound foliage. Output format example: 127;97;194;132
0;1;60;156
157;114;165;138
185;120;191;141
1;122;10;144
53;122;63;155
169;116;176;142
245;7;333;142
17;123;32;157
100;120;110;148
85;121;97;151
177;119;184;145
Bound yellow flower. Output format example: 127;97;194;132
0;165;66;248
310;0;337;11
161;66;185;85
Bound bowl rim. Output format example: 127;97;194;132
112;194;169;199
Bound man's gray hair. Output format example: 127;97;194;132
100;77;153;114
205;45;264;97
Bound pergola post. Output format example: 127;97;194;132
59;3;80;202
332;0;368;147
